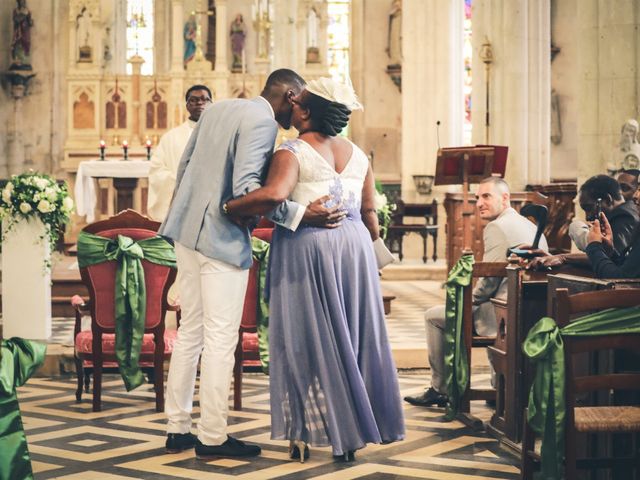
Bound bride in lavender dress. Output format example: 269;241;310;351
226;78;405;461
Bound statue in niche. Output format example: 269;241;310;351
230;14;246;72
386;0;402;68
612;119;640;171
184;15;197;67
10;0;34;70
550;89;562;145
306;8;320;64
76;6;92;62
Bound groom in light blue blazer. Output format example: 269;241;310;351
160;69;339;460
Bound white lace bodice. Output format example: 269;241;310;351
277;138;369;212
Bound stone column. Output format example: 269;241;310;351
576;0;640;186
402;0;463;200
129;55;145;144
171;0;185;71
473;0;551;190
215;0;228;72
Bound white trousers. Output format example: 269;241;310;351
166;242;249;446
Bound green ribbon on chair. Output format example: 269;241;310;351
0;338;46;480
443;253;475;420
523;307;640;480
77;231;176;391
251;236;270;374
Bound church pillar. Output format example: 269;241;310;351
215;0;229;72
576;0;640;186
473;0;551;190
171;0;185;72
402;0;463;200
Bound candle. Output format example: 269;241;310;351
99;139;106;161
122;140;129;161
145;139;152;160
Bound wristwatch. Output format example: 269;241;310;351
222;202;229;215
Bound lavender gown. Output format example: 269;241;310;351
267;139;405;456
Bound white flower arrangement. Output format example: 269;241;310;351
0;172;74;261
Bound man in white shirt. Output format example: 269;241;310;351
147;85;213;221
405;177;548;407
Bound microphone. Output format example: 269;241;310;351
436;121;441;149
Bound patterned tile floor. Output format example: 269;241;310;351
21;279;519;479
21;373;520;480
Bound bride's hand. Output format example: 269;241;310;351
303;195;347;228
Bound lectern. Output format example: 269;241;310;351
435;145;507;254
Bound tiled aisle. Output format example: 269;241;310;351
22;372;518;480
19;279;522;479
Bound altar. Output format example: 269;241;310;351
74;159;151;223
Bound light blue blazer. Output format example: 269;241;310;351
159;97;303;269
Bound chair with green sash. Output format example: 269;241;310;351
521;287;640;479
72;210;179;412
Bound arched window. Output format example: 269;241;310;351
126;0;154;75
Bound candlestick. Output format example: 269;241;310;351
145;139;152;160
122;140;129;161
242;48;246;75
99;139;106;161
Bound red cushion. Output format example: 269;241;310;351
76;329;177;367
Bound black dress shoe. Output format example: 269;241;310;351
333;450;356;462
403;387;448;407
195;436;261;459
166;432;197;453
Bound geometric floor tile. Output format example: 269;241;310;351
21;373;520;479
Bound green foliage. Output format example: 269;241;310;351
374;180;395;240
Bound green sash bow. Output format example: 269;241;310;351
77;231;176;391
443;253;475;419
251;236;270;374
0;338;46;480
523;307;640;479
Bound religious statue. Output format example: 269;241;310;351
76;6;92;62
306;8;320;64
386;0;402;67
230;14;246;72
618;119;640;170
10;0;34;70
184;15;197;67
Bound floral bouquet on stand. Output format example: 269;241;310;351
0;172;74;262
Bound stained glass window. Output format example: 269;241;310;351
328;0;350;136
327;0;350;86
463;0;472;145
126;0;154;75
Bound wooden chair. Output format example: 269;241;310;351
521;287;640;479
457;261;508;427
386;199;438;263
232;226;273;411
72;210;179;412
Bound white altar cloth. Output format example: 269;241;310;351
75;159;151;222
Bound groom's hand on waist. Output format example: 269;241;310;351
303;195;347;228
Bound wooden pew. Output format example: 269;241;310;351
487;267;640;452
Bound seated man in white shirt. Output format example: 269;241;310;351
147;84;213;221
405;177;548;407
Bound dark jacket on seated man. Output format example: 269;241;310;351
586;228;640;278
608;200;639;255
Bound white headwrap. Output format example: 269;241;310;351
305;77;363;111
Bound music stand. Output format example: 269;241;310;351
435;146;507;254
